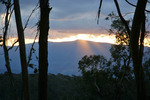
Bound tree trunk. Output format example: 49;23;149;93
130;0;147;100
38;0;51;100
2;1;18;100
13;0;30;100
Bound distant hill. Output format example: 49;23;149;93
0;40;112;75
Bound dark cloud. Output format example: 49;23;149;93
50;0;105;31
50;0;99;19
0;0;139;37
49;0;114;32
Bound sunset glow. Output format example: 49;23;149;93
5;34;150;47
0;14;5;23
0;13;11;23
48;34;116;44
6;34;116;46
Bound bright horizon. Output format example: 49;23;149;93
5;34;116;46
5;33;150;47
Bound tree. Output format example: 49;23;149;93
38;0;52;100
0;0;18;100
129;1;147;100
78;55;114;100
98;0;149;99
13;0;30;100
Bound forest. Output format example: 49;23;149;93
0;0;150;100
0;73;142;100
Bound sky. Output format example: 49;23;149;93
0;0;147;44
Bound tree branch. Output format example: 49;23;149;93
7;39;18;51
23;3;39;31
97;0;103;24
125;0;150;13
27;31;38;67
8;3;39;51
114;0;131;36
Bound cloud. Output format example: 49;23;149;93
49;0;136;32
0;0;142;39
50;0;100;19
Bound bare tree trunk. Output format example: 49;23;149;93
38;0;51;100
13;0;30;100
2;0;18;100
130;0;147;100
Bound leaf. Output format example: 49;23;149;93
34;68;38;74
29;64;34;68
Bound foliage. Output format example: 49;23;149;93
78;55;114;99
0;0;6;4
78;55;108;74
77;14;137;99
0;73;139;100
106;12;130;45
106;12;133;80
110;45;133;79
78;54;137;100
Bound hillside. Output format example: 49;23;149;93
0;40;112;75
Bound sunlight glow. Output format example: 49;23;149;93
77;40;94;54
48;34;116;44
1;14;5;23
0;13;11;23
5;34;150;47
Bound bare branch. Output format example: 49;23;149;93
125;0;150;13
27;31;38;67
125;0;136;7
8;3;39;51
122;12;134;17
7;39;18;51
23;3;39;31
97;0;103;24
114;0;131;36
2;0;19;99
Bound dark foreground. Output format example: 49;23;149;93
0;73;149;100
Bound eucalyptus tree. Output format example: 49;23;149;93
13;0;30;99
38;0;52;100
98;0;149;99
105;15;135;100
78;55;114;100
0;0;18;100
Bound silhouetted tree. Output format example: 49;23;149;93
38;0;52;100
98;0;149;99
106;14;133;100
0;0;18;100
13;0;30;100
129;1;147;100
78;55;114;100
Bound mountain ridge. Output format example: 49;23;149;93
0;40;112;75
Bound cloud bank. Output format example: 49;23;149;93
0;0;138;38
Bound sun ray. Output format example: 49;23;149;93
76;40;94;55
